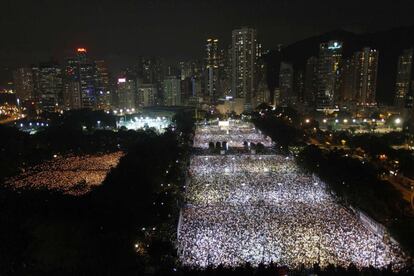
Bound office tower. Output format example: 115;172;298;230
304;56;318;106
62;80;81;110
353;48;379;105
77;49;96;109
95;60;111;110
136;57;164;105
136;57;164;84
117;77;136;109
279;62;294;104
206;38;220;102
13;67;34;102
37;62;63;112
394;49;413;108
63;58;81;110
231;27;257;109
63;48;97;110
163;76;181;106
139;58;153;83
316;40;342;110
137;83;157;107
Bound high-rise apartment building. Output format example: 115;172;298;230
394;49;414;108
206;38;220;102
353;48;379;105
231;27;257;109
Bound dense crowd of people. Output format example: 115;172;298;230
193;121;272;148
5;152;123;195
178;124;408;270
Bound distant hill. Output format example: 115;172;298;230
265;25;414;105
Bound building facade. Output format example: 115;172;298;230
13;67;34;102
38;63;63;112
117;77;136;110
206;38;220;103
231;27;258;110
163;76;181;106
394;49;414;109
353;48;379;105
316;41;343;110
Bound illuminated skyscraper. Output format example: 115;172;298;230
206;38;220;102
38;62;63;112
353;47;379;105
63;48;97;110
136;57;164;105
137;83;158;107
231;27;257;109
63;58;81;109
394;49;413;108
117;77;136;109
77;49;97;109
316;40;342;110
95;60;111;110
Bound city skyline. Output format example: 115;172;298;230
2;0;414;73
1;2;414;274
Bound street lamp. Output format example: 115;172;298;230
395;118;402;125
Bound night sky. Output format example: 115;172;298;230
2;0;414;72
